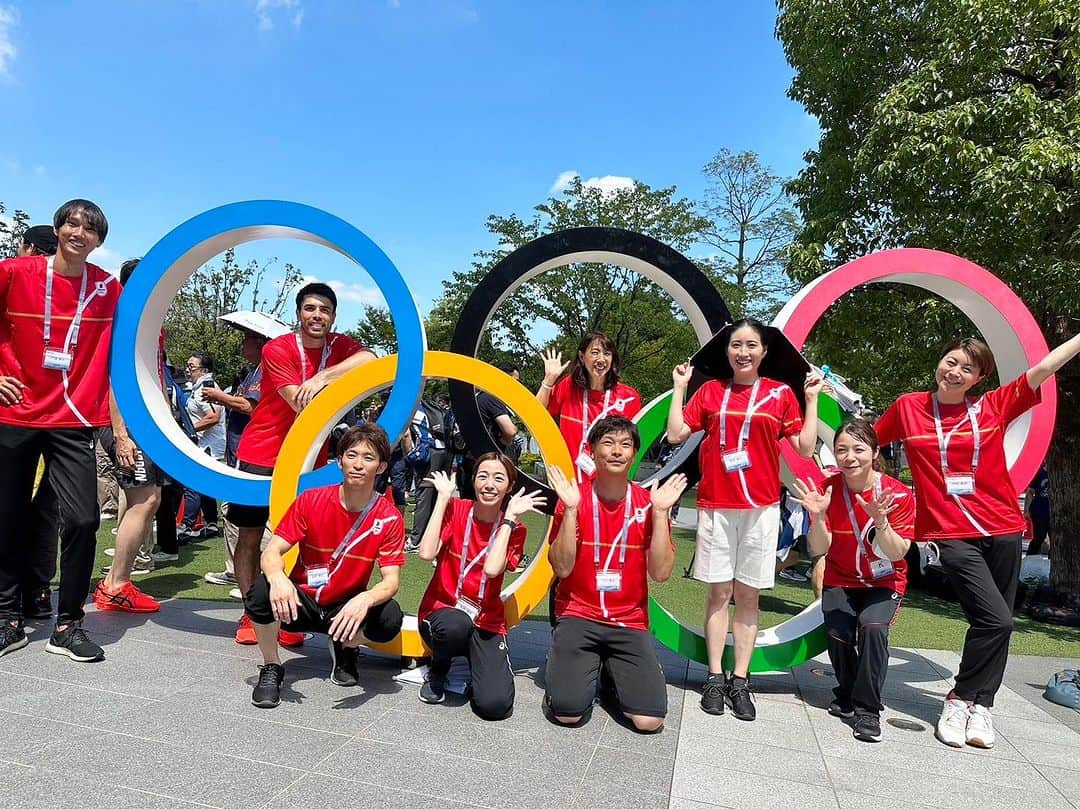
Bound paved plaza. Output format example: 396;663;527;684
2;599;1079;809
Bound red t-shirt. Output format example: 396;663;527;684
683;378;803;509
237;332;365;467
274;484;406;606
875;377;1040;540
0;256;119;428
417;498;528;635
547;377;642;459
822;472;915;595
550;481;668;631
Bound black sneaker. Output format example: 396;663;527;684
252;663;284;708
726;675;756;721
44;622;104;662
330;639;360;687
828;699;855;719
0;622;28;658
404;537;421;554
419;671;447;704
700;673;726;715
23;589;53;619
853;713;882;742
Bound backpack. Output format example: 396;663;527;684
405;411;434;467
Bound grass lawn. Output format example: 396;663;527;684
83;501;1080;659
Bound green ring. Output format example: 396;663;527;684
632;389;841;672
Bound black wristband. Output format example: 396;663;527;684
500;518;516;531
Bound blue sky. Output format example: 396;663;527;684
0;0;818;331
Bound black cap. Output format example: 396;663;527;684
22;225;58;256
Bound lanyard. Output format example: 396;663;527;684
329;493;381;563
842;473;883;581
457;507;504;603
580;387;613;451
590;483;635;570
43;257;90;349
296;334;332;382
718;378;763;450
931;394;981;476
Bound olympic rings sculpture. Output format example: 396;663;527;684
113;202;1056;671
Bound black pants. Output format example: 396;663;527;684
0;425;99;624
419;607;515;720
22;472;59;599
1026;513;1050;555
244;574;403;644
937;533;1021;707
409;448;450;542
822;586;901;717
156;481;184;554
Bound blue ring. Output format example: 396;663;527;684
111;200;426;505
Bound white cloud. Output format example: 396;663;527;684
89;245;124;275
549;170;635;197
300;274;384;307
549;170;578;195
0;6;17;79
255;0;303;31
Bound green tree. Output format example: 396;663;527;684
777;0;1080;588
0;202;30;259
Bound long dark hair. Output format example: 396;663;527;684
569;331;621;392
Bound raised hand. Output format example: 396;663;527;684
804;371;825;399
547;465;581;509
426;470;456;499
541;348;568;384
855;485;898;526
791;477;832;516
505;487;546;522
672;361;693;389
650;473;688;512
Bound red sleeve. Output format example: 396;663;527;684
874;399;903;445
330;334;367;363
262;337;301;393
505;523;528;570
0;260;12;309
377;510;407;569
779;385;803;439
623;385;642;419
272;491;313;545
982;376;1041;426
547;376;569;418
683;383;709;433
438;498;459;543
889;483;917;542
548;500;567;546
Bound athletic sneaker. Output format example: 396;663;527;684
92;581;161;613
778;568;810;583
330;639;359;686
404;537;421;554
151;551;179;563
419;671;447;704
828;699;855;719
229;588;243;600
251;663;284;708
278;629;304;648
936;697;970;748
45;622;104;662
966;704;995;748
700;673;726;715
726;675;756;721
23;589;53;619
104;547;116;557
235;614;257;645
177;527;203;543
853;714;882;742
0;622;28;658
100;563;152;576
204;570;237;586
203;523;220;538
514;554;531;573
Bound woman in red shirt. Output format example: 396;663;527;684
792;420;914;743
875;334;1080;749
537;331;642;480
417;452;544;720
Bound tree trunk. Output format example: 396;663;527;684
1049;327;1080;592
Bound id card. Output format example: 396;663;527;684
575;450;597;477
868;558;894;579
595;571;622;592
43;349;73;371
454;596;480;621
945;474;975;496
306;565;329;587
722;449;751;472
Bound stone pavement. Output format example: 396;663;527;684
1;599;1078;809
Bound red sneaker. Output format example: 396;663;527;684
92;580;160;614
278;628;305;647
235;614;257;645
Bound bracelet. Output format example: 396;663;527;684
874;521;890;532
540;382;554;390
500;518;516;531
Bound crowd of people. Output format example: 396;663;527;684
1;198;1079;750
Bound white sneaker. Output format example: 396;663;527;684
936;697;970;748
151;551;179;563
229;588;243;600
104;548;116;557
204;571;237;586
966;704;995;748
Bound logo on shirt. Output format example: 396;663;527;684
370;515;399;535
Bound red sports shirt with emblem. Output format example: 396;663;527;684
0;256;119;428
683;378;803;509
237;332;365;467
550;482;669;631
822;472;915;595
874;377;1039;540
274;484;406;606
418;498;528;635
547;377;642;459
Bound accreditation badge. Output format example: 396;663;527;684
595;571;622;592
945;474;975;496
722;449;751;472
43;348;73;371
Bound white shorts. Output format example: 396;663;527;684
693;506;780;589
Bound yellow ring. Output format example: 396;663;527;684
269;351;575;657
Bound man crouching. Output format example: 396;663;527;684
245;423;405;708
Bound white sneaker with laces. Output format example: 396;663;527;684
936;697;970;748
965;704;995;748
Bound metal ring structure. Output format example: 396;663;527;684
269;351;575;658
447;227;732;512
110;200;426;505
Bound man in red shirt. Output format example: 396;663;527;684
229;282;375;645
245;423;405;708
0;200;120;662
545;416;687;732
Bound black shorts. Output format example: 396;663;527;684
544;617;667;719
244;574;403;644
225;462;274;528
98;427;168;489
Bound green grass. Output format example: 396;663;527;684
83;503;1080;659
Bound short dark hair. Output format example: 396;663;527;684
119;258;140;285
21;225;58;256
940;337;994;378
191;353;214;373
834;418;882;471
473;451;518;491
295;282;337;312
570;331;621;391
53;199;109;244
338;423;391;464
496;363;520;377
588;416;641;452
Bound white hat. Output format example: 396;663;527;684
218;310;292;339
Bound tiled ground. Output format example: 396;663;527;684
1;599;1077;809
